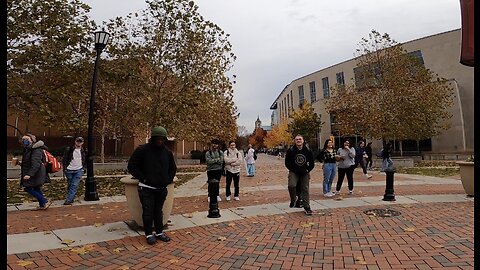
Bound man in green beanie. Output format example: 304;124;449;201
127;126;177;245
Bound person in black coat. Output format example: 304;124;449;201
20;133;52;210
128;126;176;245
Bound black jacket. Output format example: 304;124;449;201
285;145;315;175
127;142;177;188
62;146;86;170
20;141;47;188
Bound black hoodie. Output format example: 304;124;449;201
127;141;177;188
285;145;315;175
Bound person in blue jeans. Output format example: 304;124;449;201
20;133;52;210
316;139;337;197
62;137;86;205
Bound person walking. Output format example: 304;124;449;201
245;144;256;177
223;141;243;201
355;140;372;179
316;138;337;197
62;136;86;205
381;142;394;172
285;134;315;215
19;133;52;210
205;139;224;202
334;138;356;195
127;126;176;245
365;142;373;170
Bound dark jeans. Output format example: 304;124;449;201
138;186;168;236
336;165;355;192
366;156;373;168
207;170;223;197
355;158;368;174
225;171;240;197
24;186;48;207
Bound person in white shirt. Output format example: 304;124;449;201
62;137;86;205
223;141;243;201
245;144;256;177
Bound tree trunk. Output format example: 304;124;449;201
399;140;403;156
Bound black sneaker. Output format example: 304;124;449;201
295;199;304;208
146;235;157;245
305;208;313;216
155;233;171;242
289;198;296;208
63;201;73;205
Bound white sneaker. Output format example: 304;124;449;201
349;190;354;195
326;192;335;197
207;196;210;202
323;193;330;197
226;196;231;201
365;174;372;179
217;196;222;202
234;197;240;201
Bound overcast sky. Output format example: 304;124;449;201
82;0;462;133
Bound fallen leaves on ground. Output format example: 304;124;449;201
17;260;34;266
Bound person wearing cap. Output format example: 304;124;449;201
62;136;87;205
20;133;52;210
127;126;176;245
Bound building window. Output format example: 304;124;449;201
298;85;304;107
290;90;293;108
309;81;316;103
322;77;330;98
336;72;345;85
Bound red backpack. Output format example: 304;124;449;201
43;150;62;173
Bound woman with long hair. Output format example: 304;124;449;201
316;138;337;197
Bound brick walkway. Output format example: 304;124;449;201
7;154;474;269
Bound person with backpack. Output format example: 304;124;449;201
19;133;52;210
381;142;394;172
223;141;243;201
62;136;86;205
205;139;224;202
127;126;176;245
354;140;372;179
245;144;256;177
285;134;315;215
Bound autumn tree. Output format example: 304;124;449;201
103;0;237;144
248;128;267;149
264;122;292;149
287;103;323;148
7;0;96;133
325;30;454;154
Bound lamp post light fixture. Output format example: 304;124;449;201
84;30;110;201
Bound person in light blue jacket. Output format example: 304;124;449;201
334;139;356;195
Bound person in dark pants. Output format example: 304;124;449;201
223;141;243;201
127;126;176;245
19;133;52;210
285;134;315;215
334;138;356;195
205;139;224;202
365;142;373;170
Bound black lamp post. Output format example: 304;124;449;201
84;30;110;201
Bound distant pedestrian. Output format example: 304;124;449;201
334;139;356;195
285;135;315;215
127;126;176;245
381;142;394;172
355;140;372;179
245;144;256;177
316;139;336;197
19;133;52;210
62;137;86;205
223;141;243;201
205;139;224;202
365;142;373;170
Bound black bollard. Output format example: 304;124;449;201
207;178;221;218
383;169;396;201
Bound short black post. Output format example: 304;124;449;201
207;179;221;218
383;169;396;201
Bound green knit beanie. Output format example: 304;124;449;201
151;126;168;138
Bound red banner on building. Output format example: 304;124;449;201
459;0;474;66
